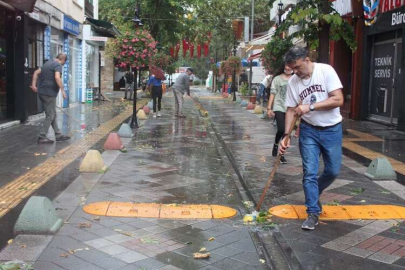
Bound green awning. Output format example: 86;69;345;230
86;17;121;38
3;0;37;12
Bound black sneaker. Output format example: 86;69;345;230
318;200;323;214
55;135;71;141
272;144;278;157
280;155;287;164
38;137;54;144
302;213;319;230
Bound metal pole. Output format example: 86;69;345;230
249;59;253;96
251;0;254;40
130;68;139;128
232;38;237;101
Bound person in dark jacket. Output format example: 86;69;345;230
147;68;164;118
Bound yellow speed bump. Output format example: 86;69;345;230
270;205;405;220
84;202;237;219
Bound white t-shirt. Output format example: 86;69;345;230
285;63;343;127
260;75;272;88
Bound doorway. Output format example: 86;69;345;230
368;31;402;125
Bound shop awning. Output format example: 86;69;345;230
248;52;261;61
86;17;121;38
2;0;37;12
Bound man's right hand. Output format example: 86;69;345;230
30;85;38;93
62;91;67;99
278;135;290;155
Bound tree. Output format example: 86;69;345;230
262;0;357;66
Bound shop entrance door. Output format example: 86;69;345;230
369;39;401;124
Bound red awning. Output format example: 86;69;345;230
248;52;261;61
2;0;37;12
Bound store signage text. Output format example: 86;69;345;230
380;0;405;13
374;56;392;78
392;11;405;24
62;15;80;36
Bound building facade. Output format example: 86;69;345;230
361;1;405;131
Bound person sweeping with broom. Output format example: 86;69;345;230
278;47;344;230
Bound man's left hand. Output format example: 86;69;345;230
294;104;310;116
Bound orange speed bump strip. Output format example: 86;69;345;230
270;205;405;220
83;202;238;219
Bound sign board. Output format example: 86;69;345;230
62;15;80;36
86;36;108;42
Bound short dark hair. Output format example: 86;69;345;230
284;47;308;64
187;68;194;74
56;53;67;61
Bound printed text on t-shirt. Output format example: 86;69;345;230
299;84;325;100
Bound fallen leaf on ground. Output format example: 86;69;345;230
360;200;366;203
60;253;69;258
34;153;41;156
19;243;26;248
121;231;133;237
114;229;123;233
208;237;215;241
193;252;211;259
199;247;206;252
93;217;100;221
260;259;266;264
78;223;91;228
69;249;75;254
185;242;193;245
140;237;159;244
7;239;13;245
319;221;327;225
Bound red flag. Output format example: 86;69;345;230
182;39;189;57
169;47;174;57
189;43;194;58
203;43;209;57
197;44;202;59
175;43;180;58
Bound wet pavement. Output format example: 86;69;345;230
0;90;276;270
1;87;405;269
195;88;405;269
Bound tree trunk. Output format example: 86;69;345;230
317;0;330;64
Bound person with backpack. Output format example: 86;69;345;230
124;71;134;100
147;66;165;118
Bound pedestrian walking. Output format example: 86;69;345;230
278;47;344;230
257;73;272;105
147;67;165;118
239;70;248;86
267;64;294;164
30;53;71;144
124;71;134;99
173;68;193;118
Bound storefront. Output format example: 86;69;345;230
0;6;14;123
361;3;405;131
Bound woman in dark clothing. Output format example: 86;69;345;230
147;68;163;118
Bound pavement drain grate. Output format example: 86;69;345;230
270;204;405;220
83;202;237;219
0;99;148;219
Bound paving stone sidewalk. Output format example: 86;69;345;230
0;91;271;270
196;88;405;269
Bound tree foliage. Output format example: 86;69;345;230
261;0;357;70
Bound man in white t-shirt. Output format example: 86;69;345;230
256;74;272;105
279;47;344;230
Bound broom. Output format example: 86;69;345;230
56;106;87;130
256;112;301;211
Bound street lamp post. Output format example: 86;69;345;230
277;0;284;26
130;0;143;128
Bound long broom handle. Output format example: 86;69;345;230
56;106;82;125
256;113;300;211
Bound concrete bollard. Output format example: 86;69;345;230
104;133;124;150
118;123;133;138
143;105;150;114
240;100;248;107
79;150;107;173
137;109;147;120
246;102;255;110
14;196;63;234
254;105;263;114
364;157;397;180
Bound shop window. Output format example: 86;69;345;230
27;22;44;69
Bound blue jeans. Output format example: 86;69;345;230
299;122;342;214
256;83;266;102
